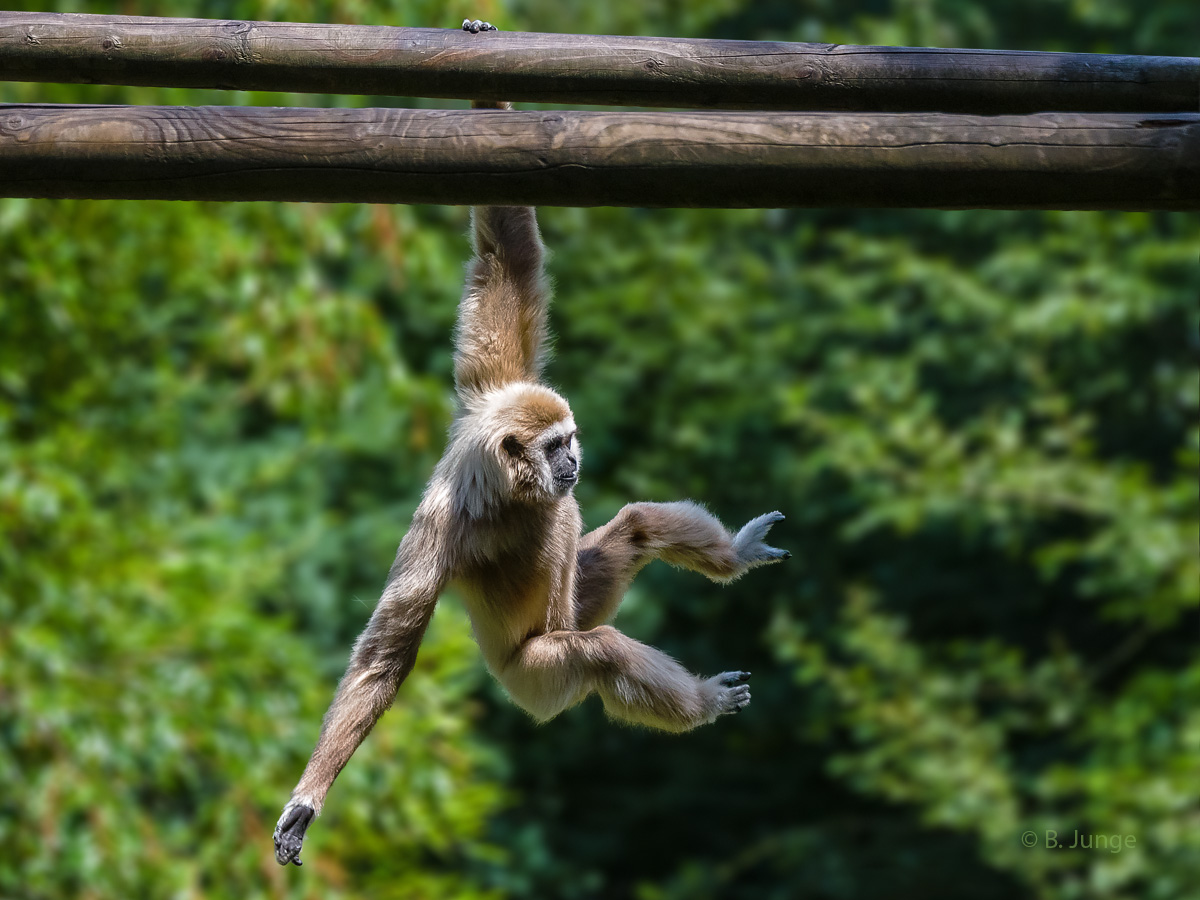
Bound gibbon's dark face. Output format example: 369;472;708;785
545;430;579;494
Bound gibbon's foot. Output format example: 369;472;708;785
273;801;315;866
709;670;752;717
462;19;498;33
733;511;790;569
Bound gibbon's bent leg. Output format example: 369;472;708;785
502;626;751;733
574;503;789;630
273;523;446;866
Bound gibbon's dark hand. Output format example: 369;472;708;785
273;801;315;866
462;19;498;33
710;671;752;716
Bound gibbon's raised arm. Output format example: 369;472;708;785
453;107;551;399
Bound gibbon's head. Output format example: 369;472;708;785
449;383;581;517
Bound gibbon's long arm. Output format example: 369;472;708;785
273;514;448;866
453;113;551;399
573;504;789;630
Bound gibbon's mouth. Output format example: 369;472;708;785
554;472;579;492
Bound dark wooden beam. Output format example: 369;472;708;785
1;105;1195;209
0;12;1195;113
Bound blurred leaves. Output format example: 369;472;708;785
533;202;1197;900
0;192;502;898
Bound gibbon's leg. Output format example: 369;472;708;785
273;529;444;866
504;626;751;733
574;502;789;630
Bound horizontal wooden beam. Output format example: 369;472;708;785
0;12;1196;113
1;105;1195;210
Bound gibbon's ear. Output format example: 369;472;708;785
501;435;523;458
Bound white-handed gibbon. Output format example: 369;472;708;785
273;96;789;869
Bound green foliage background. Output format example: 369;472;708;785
1;2;1196;898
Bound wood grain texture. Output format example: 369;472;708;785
0;12;1195;113
1;105;1195;209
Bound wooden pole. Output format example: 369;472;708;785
0;105;1195;209
1;12;1196;113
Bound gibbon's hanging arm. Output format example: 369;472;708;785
0;105;1196;210
0;11;1196;113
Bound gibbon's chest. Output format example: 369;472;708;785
452;513;579;658
454;555;559;667
454;500;580;575
455;533;575;619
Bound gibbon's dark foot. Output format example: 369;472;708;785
273;801;315;866
462;19;498;33
733;511;791;568
712;671;752;716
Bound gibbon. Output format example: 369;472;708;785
273;102;789;869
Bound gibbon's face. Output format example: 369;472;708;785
476;382;582;507
542;424;581;496
501;419;580;501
